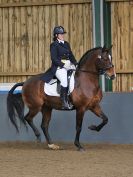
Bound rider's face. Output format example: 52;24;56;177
57;34;64;41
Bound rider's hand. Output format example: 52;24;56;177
64;61;71;70
70;64;76;70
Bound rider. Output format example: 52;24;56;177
50;26;78;109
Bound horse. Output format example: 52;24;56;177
7;45;116;151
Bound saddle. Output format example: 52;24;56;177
44;69;75;97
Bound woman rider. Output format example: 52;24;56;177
43;26;77;109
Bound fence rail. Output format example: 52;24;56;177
0;0;92;83
0;0;91;8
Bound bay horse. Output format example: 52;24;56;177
7;46;116;151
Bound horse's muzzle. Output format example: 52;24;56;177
105;72;116;80
110;74;116;80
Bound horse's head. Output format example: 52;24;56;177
77;45;116;80
96;45;116;80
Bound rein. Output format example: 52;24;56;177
76;68;99;75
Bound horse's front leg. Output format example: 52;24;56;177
88;104;108;132
74;108;85;151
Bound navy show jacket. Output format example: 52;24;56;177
41;40;77;83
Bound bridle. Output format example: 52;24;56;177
76;54;114;76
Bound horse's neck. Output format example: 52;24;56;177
81;51;99;72
76;50;101;88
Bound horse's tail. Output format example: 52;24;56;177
7;82;27;132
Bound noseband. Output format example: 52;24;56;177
98;64;114;75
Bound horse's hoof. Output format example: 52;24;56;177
88;125;100;132
36;136;41;143
48;144;60;150
78;147;85;152
88;125;97;131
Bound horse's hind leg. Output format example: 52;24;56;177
41;106;60;150
88;104;108;132
25;109;41;142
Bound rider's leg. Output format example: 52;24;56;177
55;68;69;109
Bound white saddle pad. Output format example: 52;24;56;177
44;74;75;97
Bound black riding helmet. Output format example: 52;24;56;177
53;26;67;36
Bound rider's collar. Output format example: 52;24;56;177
57;39;64;44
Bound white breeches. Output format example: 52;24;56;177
55;63;76;87
55;68;68;87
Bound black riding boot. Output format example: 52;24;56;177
60;86;69;109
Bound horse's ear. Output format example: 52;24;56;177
108;45;113;52
102;44;106;52
105;45;113;53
